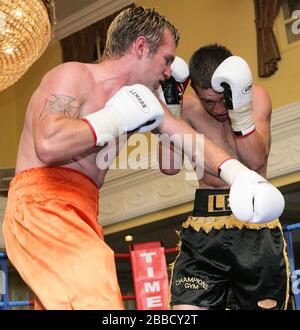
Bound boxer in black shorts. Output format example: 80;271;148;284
159;44;288;309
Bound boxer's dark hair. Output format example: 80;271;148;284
189;44;232;92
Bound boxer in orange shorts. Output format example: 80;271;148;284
1;7;181;310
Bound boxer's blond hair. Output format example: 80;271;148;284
102;7;179;60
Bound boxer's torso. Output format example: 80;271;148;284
15;62;129;188
182;89;268;189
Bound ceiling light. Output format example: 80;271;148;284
0;0;53;91
125;235;133;242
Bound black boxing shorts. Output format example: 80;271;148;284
169;189;290;310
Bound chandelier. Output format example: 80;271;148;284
0;0;55;91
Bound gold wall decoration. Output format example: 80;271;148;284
0;0;53;91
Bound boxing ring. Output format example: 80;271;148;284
283;223;300;310
1;223;300;310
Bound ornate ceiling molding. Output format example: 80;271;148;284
53;0;135;41
268;100;300;178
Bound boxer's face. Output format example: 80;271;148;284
198;88;229;122
143;29;176;91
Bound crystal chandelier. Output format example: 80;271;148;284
0;0;54;91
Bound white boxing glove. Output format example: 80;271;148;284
82;84;164;146
170;56;190;83
219;159;285;224
157;56;189;118
211;56;255;136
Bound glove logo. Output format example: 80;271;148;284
242;81;252;94
127;88;149;113
257;180;269;184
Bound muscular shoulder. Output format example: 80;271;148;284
182;93;205;123
41;62;95;94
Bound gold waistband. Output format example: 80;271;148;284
183;215;282;233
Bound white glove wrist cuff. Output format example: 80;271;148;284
233;124;256;137
219;159;249;186
228;102;256;136
82;107;124;146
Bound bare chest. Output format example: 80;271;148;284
192;118;239;188
193;118;238;158
79;87;107;118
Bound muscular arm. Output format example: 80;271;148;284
156;104;231;178
32;63;96;164
233;87;271;171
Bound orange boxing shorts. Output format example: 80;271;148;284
2;167;124;310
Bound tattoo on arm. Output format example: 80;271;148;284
39;94;80;119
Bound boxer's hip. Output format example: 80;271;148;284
5;166;101;235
